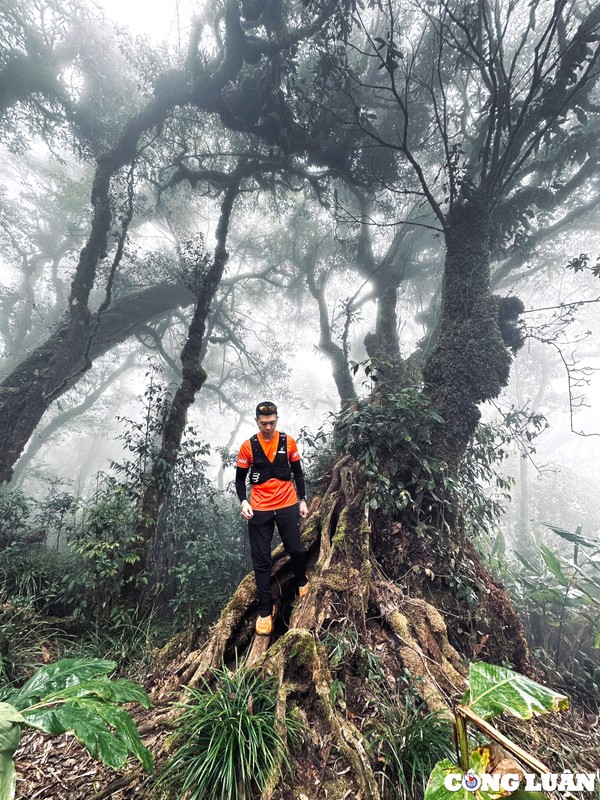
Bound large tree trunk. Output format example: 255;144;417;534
423;200;512;466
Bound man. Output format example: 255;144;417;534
236;401;310;635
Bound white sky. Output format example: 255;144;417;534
97;0;200;47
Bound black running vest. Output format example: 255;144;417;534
249;432;293;485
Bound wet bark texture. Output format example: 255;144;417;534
423;200;512;466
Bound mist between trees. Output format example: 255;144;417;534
1;0;600;797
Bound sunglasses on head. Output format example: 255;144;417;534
257;404;277;413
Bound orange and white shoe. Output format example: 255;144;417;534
298;581;310;600
255;607;276;636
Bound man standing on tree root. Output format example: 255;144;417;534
236;401;310;635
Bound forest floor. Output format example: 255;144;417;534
13;644;600;800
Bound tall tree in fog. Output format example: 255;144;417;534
3;1;600;797
0;0;347;482
323;0;600;463
174;4;600;799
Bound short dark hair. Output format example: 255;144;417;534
256;401;278;417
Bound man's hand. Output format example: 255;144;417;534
241;500;254;519
299;499;309;519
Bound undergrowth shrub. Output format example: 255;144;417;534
159;665;302;800
158;434;247;626
368;689;455;800
502;521;600;708
334;386;447;520
61;476;137;625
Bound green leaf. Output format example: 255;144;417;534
23;697;152;773
594;624;600;649
540;522;595;548
514;552;539;574
0;705;24;726
468;662;568;721
25;702;129;769
21;707;64;735
539;546;569;587
8;659;116;710
424;759;465;800
0;721;21;800
0;754;15;800
42;677;151;708
76;700;153;773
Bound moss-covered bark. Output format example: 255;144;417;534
423;199;513;467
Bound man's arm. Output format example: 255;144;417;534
236;465;254;519
291;459;309;519
235;466;249;502
290;459;306;501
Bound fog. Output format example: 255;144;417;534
2;0;600;562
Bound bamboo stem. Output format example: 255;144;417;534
456;705;551;775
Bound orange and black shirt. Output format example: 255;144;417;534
236;431;305;511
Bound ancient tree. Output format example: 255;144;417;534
160;2;600;798
2;1;600;796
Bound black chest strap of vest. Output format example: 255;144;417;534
249;432;293;484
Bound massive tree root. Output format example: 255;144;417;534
12;456;540;800
155;455;531;799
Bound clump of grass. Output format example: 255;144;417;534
369;691;455;800
160;664;302;800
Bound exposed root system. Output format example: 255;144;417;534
14;456;597;799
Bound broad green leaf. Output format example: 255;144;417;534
8;659;116;710
23;699;152;772
594;624;600;649
514;552;540;574
0;756;15;800
21;707;66;735
77;700;153;772
0;705;24;726
40;703;128;769
468;662;568;721
42;677;151;708
0;721;21;758
424;759;465;800
0;721;21;800
539;546;569;587
540;522;595;548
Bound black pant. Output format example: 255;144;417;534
248;502;307;615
